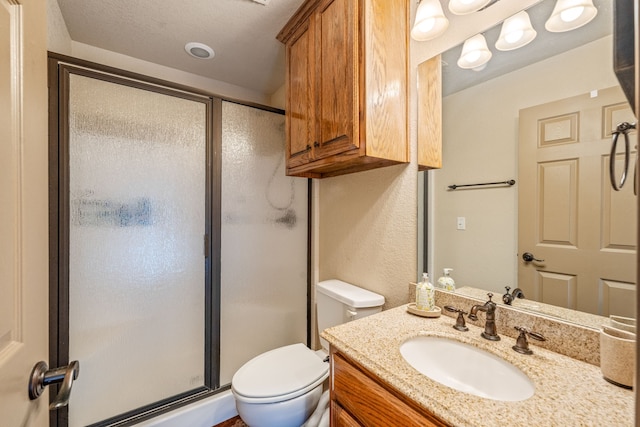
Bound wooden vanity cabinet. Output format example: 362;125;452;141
330;348;449;427
277;0;409;178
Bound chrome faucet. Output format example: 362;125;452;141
502;286;525;305
468;293;500;341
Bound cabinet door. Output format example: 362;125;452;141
315;0;359;159
331;401;362;427
286;18;315;168
332;352;449;427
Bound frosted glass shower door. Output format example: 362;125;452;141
220;101;308;384
65;73;209;426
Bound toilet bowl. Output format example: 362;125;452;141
231;280;384;427
232;343;329;427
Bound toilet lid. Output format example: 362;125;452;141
232;343;329;402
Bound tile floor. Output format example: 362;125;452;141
215;416;248;427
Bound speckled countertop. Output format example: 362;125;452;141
321;305;634;427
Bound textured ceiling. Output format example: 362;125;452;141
56;0;305;95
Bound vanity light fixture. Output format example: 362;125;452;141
495;10;537;51
185;42;215;59
457;34;492;70
411;0;449;41
448;0;492;15
545;0;598;32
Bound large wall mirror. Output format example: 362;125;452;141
420;0;637;326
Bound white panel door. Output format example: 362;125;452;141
518;86;637;316
0;0;50;426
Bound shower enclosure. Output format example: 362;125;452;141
49;55;308;427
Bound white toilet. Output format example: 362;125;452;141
231;279;385;427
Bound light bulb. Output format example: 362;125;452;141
416;17;436;33
411;0;449;41
495;11;536;51
560;6;584;22
448;0;492;15
505;29;524;44
545;0;597;32
457;34;492;69
463;51;482;64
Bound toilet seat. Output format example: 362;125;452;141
232;343;329;404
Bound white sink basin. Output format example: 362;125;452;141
400;336;534;401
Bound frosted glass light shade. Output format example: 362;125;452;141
495;11;537;51
411;0;449;41
457;34;492;70
545;0;598;32
449;0;492;15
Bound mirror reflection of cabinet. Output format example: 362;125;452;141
277;0;409;179
417;55;442;171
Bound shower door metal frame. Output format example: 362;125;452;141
48;53;221;427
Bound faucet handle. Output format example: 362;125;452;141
503;286;514;305
512;326;546;355
444;306;469;332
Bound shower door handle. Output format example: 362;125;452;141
28;360;80;410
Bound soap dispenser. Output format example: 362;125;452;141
437;268;455;291
416;272;435;311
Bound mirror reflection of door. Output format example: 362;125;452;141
518;86;636;317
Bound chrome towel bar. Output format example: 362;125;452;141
448;179;515;190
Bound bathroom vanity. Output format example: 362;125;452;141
322;304;634;426
330;350;447;426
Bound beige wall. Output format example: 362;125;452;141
318;164;417;308
270;84;286;110
47;0;71;53
431;36;619;295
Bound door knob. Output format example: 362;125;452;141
522;252;544;263
28;360;80;410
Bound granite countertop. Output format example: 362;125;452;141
321;304;634;427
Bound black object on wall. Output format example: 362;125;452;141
614;0;635;115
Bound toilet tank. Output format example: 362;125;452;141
317;279;385;352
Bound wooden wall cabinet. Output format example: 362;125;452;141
277;0;409;178
330;348;449;427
